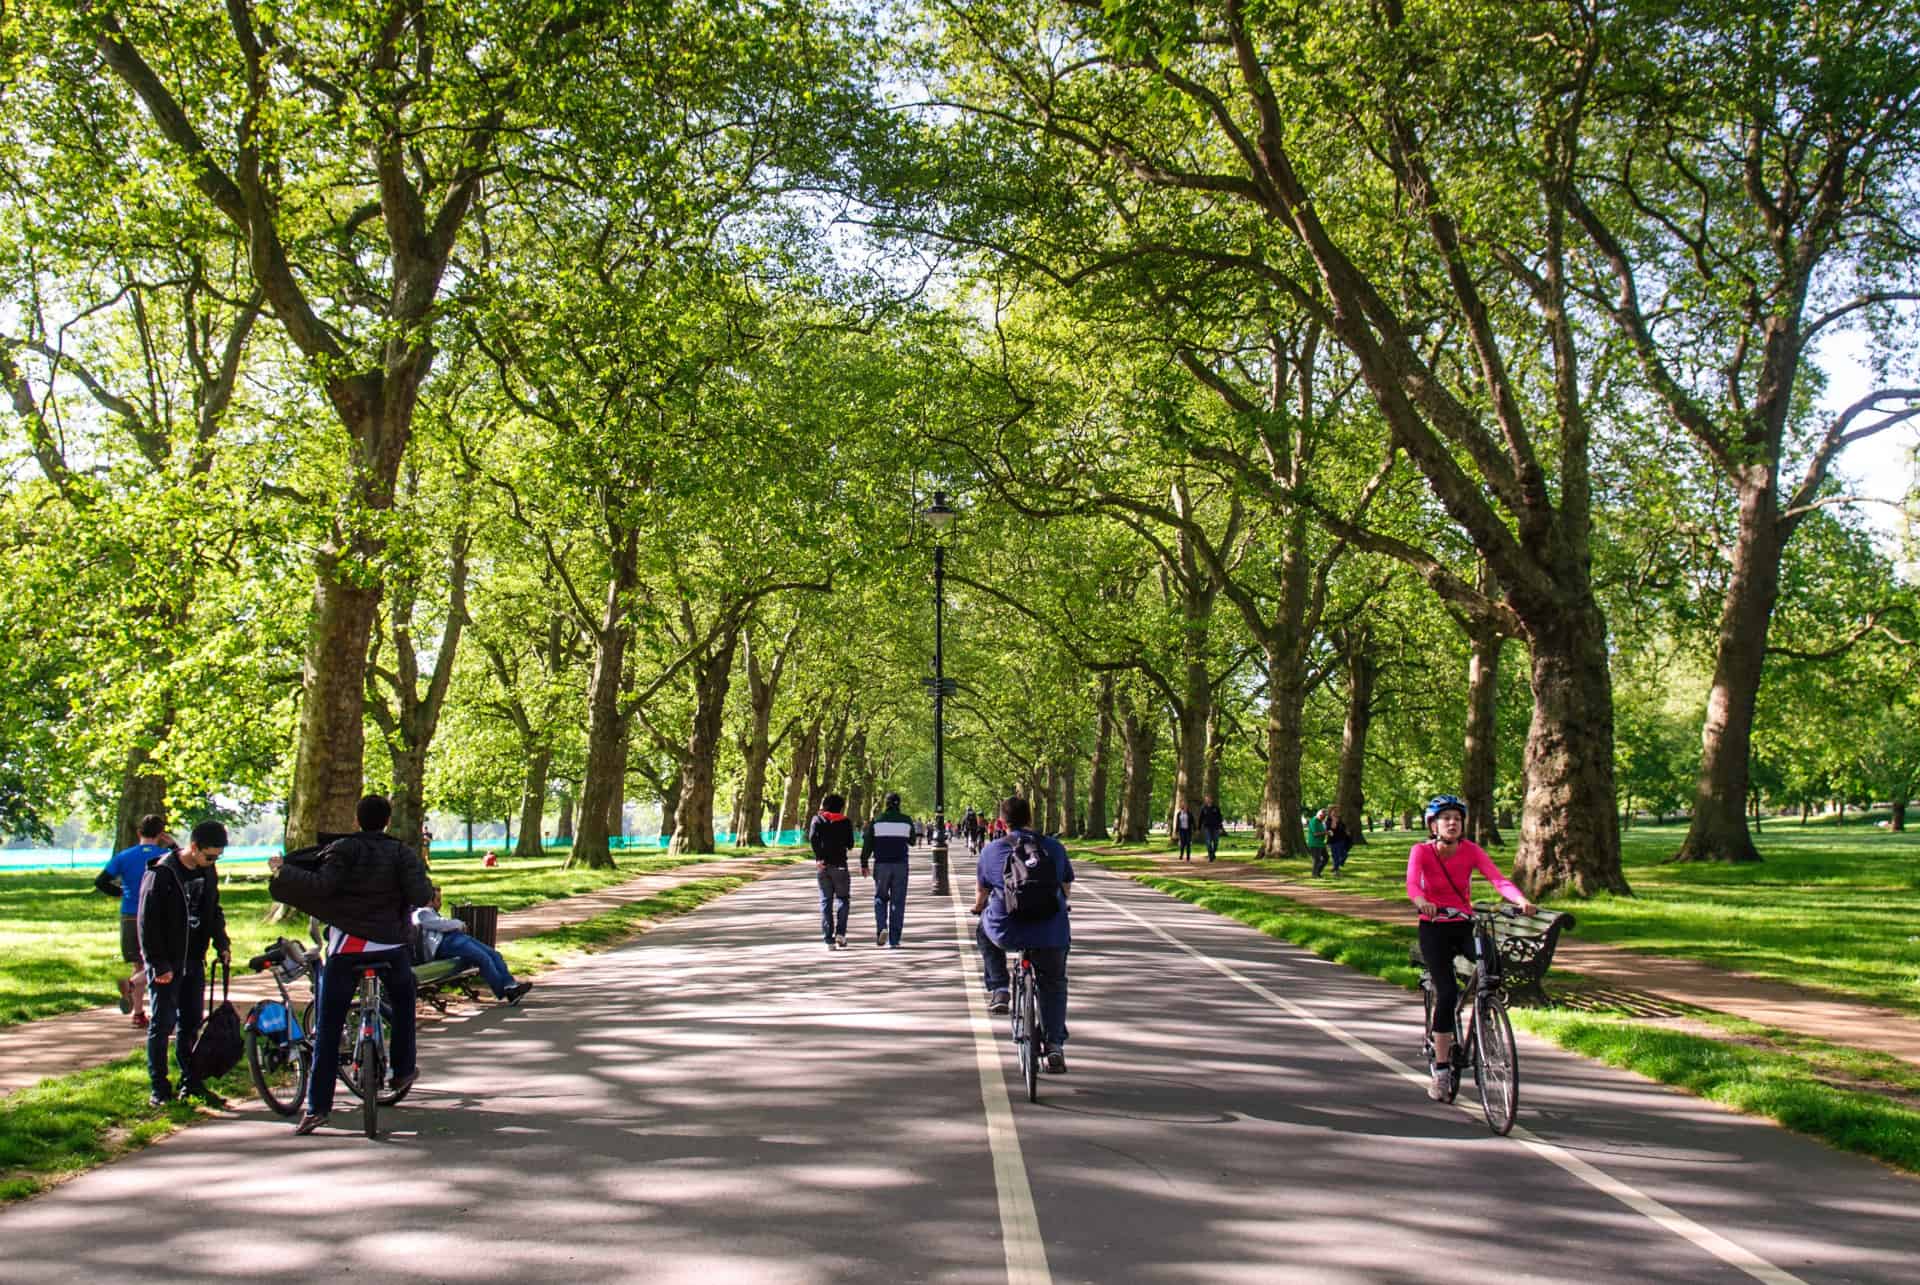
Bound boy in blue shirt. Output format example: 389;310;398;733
94;813;172;1028
970;795;1074;1074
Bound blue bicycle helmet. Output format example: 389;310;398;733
1424;794;1467;827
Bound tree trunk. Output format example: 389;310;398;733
1203;707;1224;805
286;568;381;846
1258;638;1309;860
570;558;635;869
1513;607;1630;898
514;745;551;859
1116;692;1157;842
1061;758;1080;838
388;745;428;866
670;629;743;855
658;769;681;845
780;716;820;831
1084;674;1114;839
1335;630;1375;846
1891;798;1907;832
114;745;168;853
1675;490;1780;863
1462;618;1505;847
557;788;575;843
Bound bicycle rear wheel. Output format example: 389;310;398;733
1020;972;1040;1103
1472;995;1518;1135
357;1037;384;1138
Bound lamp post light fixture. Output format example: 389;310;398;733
923;490;956;897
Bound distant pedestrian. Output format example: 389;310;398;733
1327;805;1354;875
809;793;857;949
1199;796;1225;862
1307;809;1330;876
136;820;231;1106
861;791;915;948
96;813;172;1029
1172;804;1194;860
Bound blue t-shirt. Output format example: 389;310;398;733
102;843;169;916
977;831;1073;950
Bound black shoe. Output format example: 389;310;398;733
388;1072;417;1097
987;990;1011;1015
1044;1050;1068;1074
181;1084;227;1108
292;1112;328;1136
505;981;533;1005
148;1090;173;1108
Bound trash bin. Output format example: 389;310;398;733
452;903;500;948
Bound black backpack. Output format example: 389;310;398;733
1001;831;1063;920
187;960;245;1082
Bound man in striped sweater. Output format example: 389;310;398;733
860;792;917;948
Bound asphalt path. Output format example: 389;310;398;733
3;860;1914;1283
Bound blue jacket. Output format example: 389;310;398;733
860;807;915;872
977;831;1073;950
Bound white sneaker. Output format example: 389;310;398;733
835;935;847;948
1427;1066;1451;1102
876;929;887;947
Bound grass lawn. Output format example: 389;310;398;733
1105;822;1920;1018
0;846;783;1030
1085;855;1920;1176
0;872;753;1204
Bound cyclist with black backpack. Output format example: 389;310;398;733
969;795;1074;1074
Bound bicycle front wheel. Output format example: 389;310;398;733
357;1038;384;1139
245;1026;309;1117
1472;996;1518;1135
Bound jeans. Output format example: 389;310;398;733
1330;839;1352;872
1176;829;1192;859
977;925;1070;1048
1310;845;1330;876
817;865;851;940
435;932;515;997
308;946;416;1117
872;862;908;944
146;964;205;1094
1205;828;1222;860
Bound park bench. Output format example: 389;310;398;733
1407;903;1578;1007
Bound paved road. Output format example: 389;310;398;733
3;862;1914;1283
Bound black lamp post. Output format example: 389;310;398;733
923;490;956;896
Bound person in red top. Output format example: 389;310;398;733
1407;794;1534;1102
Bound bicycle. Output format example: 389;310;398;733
297;964;413;1126
1418;903;1520;1135
244;937;318;1117
1007;948;1042;1103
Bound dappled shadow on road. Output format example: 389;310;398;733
3;866;1917;1284
1015;875;1919;1284
0;871;1008;1284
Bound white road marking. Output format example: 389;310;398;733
948;890;1053;1285
1085;881;1807;1285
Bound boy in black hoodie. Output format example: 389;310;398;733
809;793;857;949
136;820;232;1106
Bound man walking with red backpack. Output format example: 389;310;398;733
970;796;1074;1074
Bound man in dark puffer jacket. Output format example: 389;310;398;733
269;793;433;1135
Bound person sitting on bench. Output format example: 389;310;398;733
412;888;532;1004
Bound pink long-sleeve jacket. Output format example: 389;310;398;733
1406;839;1526;922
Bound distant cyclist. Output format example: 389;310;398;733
971;795;1074;1074
1407;795;1533;1102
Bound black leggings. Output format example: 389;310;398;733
1419;918;1475;1035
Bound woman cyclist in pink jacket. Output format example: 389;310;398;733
1407;795;1534;1102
